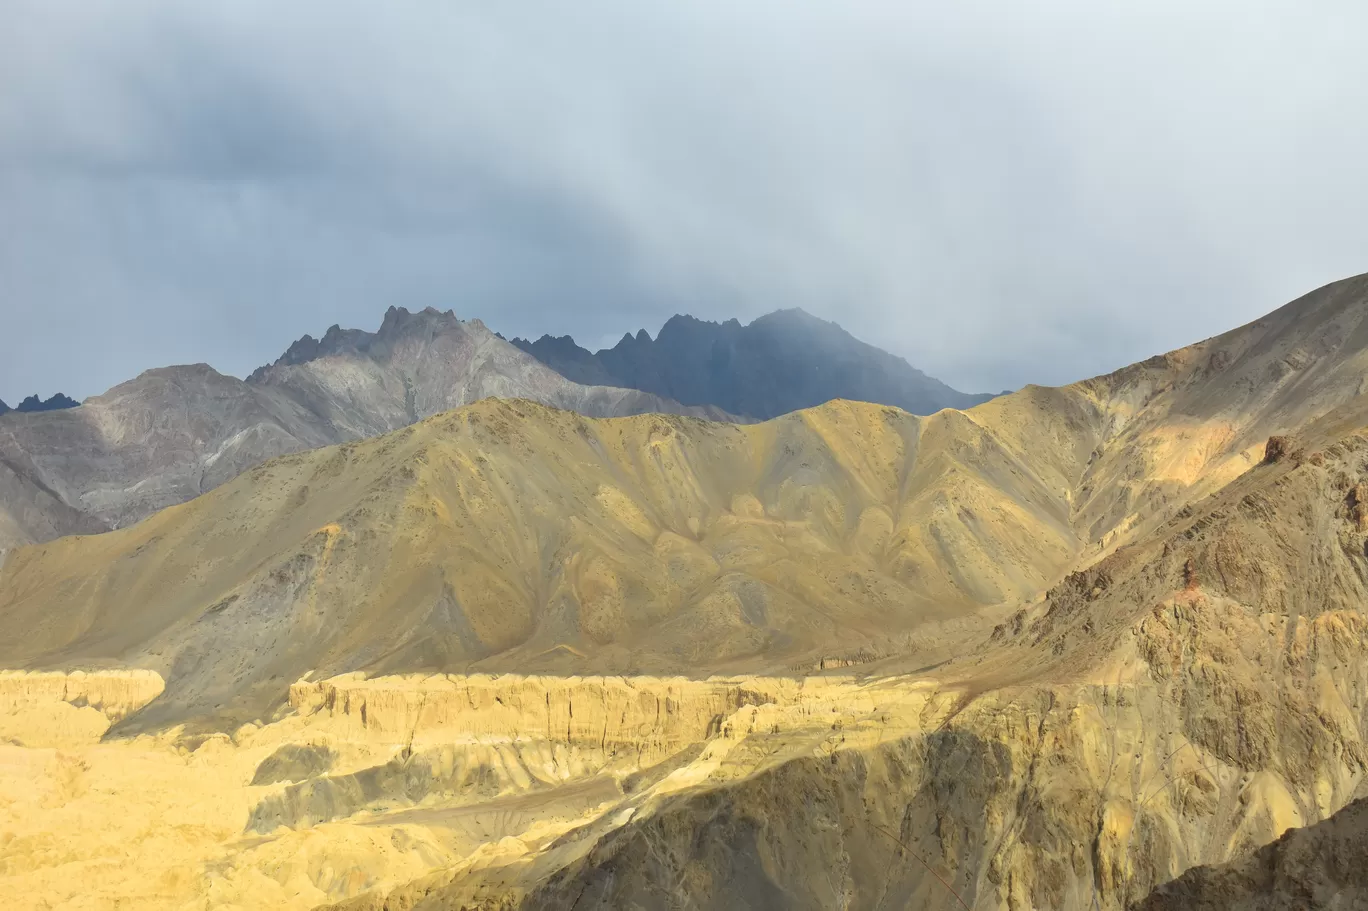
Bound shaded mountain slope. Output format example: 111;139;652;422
0;397;1090;726
512;308;996;418
0;307;729;554
1133;796;1368;910
329;361;1368;911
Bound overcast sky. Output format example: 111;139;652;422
2;1;1366;404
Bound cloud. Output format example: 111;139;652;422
1;0;1366;402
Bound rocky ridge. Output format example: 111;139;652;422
6;393;80;414
511;308;996;419
1133;795;1368;909
0;306;730;554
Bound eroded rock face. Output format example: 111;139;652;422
0;669;164;747
287;673;865;756
0;669;164;722
251;743;338;786
1132;796;1368;910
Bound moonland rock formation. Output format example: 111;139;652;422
511;308;996;419
4;272;1368;909
0;306;730;555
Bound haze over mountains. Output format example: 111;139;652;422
0;307;732;554
510;308;996;419
4;273;1368;908
0;305;985;555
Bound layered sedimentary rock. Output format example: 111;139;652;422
0;668;165;747
288;672;875;755
0;668;165;721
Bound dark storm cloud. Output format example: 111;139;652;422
2;1;1366;403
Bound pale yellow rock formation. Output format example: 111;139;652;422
0;669;164;746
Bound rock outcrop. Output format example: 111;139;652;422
0;669;164;722
0;669;164;747
1132;796;1368;910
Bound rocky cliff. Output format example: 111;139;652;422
1132;796;1368;909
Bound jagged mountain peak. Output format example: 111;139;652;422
514;307;992;418
5;393;81;413
0;305;733;554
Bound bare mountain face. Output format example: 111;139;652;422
0;306;731;554
1133;795;1368;909
5;274;1368;909
511;308;997;419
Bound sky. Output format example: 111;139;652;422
2;1;1367;404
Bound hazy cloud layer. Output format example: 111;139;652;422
2;1;1366;403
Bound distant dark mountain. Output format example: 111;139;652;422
511;309;995;419
0;399;8;415
0;307;733;553
12;393;80;413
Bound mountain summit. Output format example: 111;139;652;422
0;307;730;553
512;308;994;418
0;393;80;415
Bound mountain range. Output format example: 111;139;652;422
0;307;737;554
0;306;986;555
5;274;1368;909
0;393;79;416
510;308;996;419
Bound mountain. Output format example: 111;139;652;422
10;393;80;413
1133;795;1368;909
0;307;732;554
0;399;8;415
7;275;1368;715
511;308;996;418
6;273;1368;909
